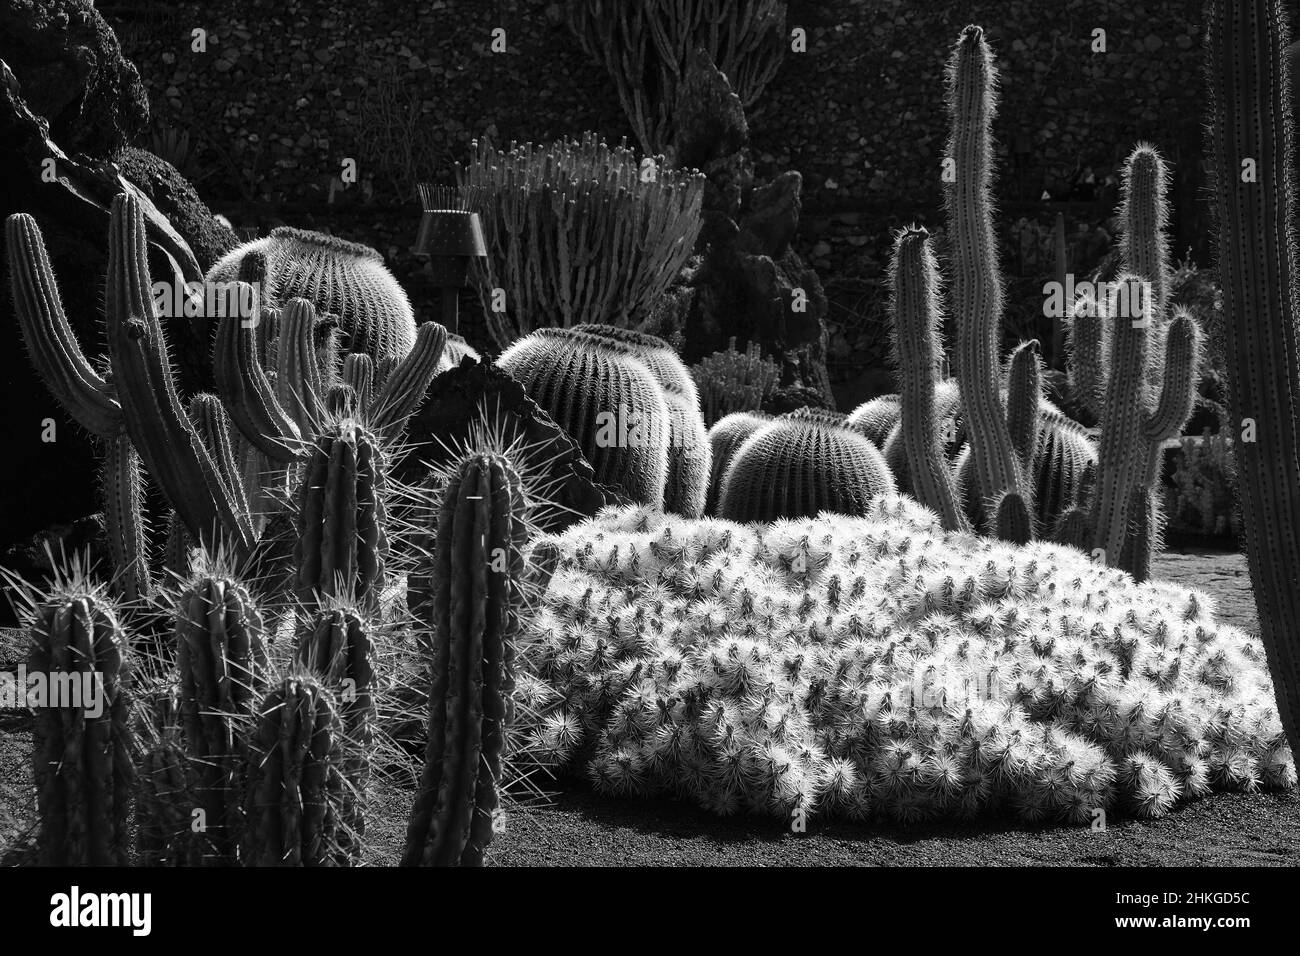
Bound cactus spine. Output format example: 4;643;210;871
176;573;266;862
1206;0;1300;757
402;453;528;866
294;419;389;612
946;25;1025;532
890;227;970;533
29;584;132;865
242;675;347;866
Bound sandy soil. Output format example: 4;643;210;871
3;544;1296;867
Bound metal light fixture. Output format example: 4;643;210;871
413;183;486;334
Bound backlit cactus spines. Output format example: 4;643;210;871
880;379;964;488
946;25;1025;531
705;411;771;516
207;227;417;365
272;298;327;437
889;226;969;533
497;327;672;506
573;324;711;517
437;332;481;372
371;321;448;440
214;295;303;465
187;392;250;525
293;419;389;612
176;572;266;862
1206;0;1300;757
718;409;897;523
1066;294;1109;419
403;453;528;867
6;213;123;437
28;582;132;866
691;337;781;427
1005;340;1043;469
103;430;152;600
242;675;348;867
342;353;375;414
847;394;901;446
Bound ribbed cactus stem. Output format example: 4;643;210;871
187;393;250;524
402;453;527;867
1206;0;1300;757
993;490;1032;545
890;227;969;533
176;573;266;862
5;214;122;437
242;675;347;866
1066;294;1109;418
104;195;256;554
342;354;375;414
102;430;152;600
293;420;388;612
1005;340;1042;467
273;299;326;437
1120;145;1171;322
946;25;1023;530
371;321;448;440
214;295;302;465
29;586;132;865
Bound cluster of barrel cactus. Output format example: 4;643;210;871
516;499;1294;821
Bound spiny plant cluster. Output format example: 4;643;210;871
515;498;1294;822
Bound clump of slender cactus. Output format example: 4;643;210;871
402;452;529;866
24;569;133;865
497;327;673;507
460;133;705;347
716;408;897;523
516;502;1295;821
691;337;781;427
207;227;416;365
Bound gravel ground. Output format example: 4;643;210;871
3;544;1297;867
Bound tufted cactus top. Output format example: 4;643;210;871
497;327;672;507
718;408;897;523
206;227;416;365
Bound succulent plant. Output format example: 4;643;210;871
497;327;672;507
206;227;416;365
846;394;902;446
691;337;780;427
403;452;528;866
27;579;133;866
717;408;897;523
705;411;772;516
242;675;348;866
1205;0;1300;759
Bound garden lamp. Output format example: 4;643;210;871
413;183;486;334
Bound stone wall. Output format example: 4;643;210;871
104;0;1216;400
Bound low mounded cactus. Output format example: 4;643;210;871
497;327;672;507
207;227;417;365
403;452;528;867
517;501;1295;822
27;577;133;865
717;409;897;523
705;411;772;516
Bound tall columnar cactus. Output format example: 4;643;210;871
497;327;672;507
888;227;970;533
403;452;528;867
705;411;771;516
1078;146;1202;578
293;419;390;613
242;675;348;867
946;25;1026;533
573;324;711;518
28;581;132;866
461;134;705;346
717;409;897;523
207;227;417;364
102;430;152;600
1206;0;1300;758
176;572;266;862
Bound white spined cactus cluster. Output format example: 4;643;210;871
514;495;1295;823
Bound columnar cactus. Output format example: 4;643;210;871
497;327;672;506
28;581;132;866
573;324;711;517
293;419;390;613
690;337;781;427
402;452;528;867
717;409;897;523
242;675;348;866
888;226;970;533
176;572;266;862
1079;147;1202;578
1206;0;1300;758
946;25;1026;533
102;430;152;600
207;227;417;365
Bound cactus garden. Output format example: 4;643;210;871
1;0;1299;886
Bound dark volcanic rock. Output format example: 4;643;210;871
117;146;236;272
